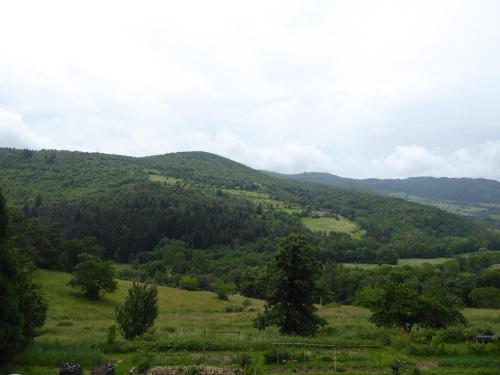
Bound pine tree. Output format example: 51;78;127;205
254;233;326;335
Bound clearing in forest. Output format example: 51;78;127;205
302;216;365;240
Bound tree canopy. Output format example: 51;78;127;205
68;254;117;299
254;233;326;336
0;190;47;364
361;283;466;332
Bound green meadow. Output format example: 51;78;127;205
343;256;467;269
301;216;365;240
148;174;183;185
6;269;500;375
222;188;303;214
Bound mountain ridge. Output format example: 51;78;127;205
267;171;500;204
1;147;498;266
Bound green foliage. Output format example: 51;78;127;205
0;190;47;364
254;233;326;335
242;298;252;309
115;282;158;340
469;287;500;308
68;254;117;299
282;171;500;205
476;269;500;288
105;324;118;345
131;346;156;372
362;283;466;332
8;267;500;375
179;275;200;291
60;237;102;271
0;189;7;239
1;147;495;268
211;278;235;300
224;305;244;313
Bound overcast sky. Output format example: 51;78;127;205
1;0;500;179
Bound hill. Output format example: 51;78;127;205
0;147;498;275
271;171;500;229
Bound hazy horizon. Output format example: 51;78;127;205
1;1;499;179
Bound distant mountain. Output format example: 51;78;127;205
269;172;500;205
267;171;500;229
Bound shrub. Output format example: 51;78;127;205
242;298;252;309
225;305;244;313
211;278;235;300
441;326;468;343
106;325;118;345
179;275;200;291
407;334;449;356
469;287;500;308
115;282;158;340
132;347;156;372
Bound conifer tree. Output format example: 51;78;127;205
254;233;326;335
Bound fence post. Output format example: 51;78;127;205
202;330;206;363
364;347;367;370
302;344;306;370
333;347;337;373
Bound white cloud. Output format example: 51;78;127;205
0;109;40;148
177;131;332;173
368;143;500;180
0;0;499;179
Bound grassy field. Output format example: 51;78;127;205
148;174;183;185
222;188;303;214
301;216;365;240
6;269;500;375
344;256;472;270
398;258;450;266
343;258;451;270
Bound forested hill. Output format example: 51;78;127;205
0;147;498;270
271;171;500;204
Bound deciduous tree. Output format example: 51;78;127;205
362;283;466;332
68;254;117;299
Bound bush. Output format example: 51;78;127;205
407;334;449;356
242;298;252;309
179;275;200;291
224;305;244;313
469;287;500;308
132;347;156;372
211;278;235;300
115;283;158;340
263;348;292;364
467;341;500;355
105;325;118;345
441;326;468;343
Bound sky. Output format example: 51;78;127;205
1;0;500;179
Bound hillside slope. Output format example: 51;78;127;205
0;147;497;267
271;171;500;229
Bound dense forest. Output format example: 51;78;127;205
1;147;499;298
